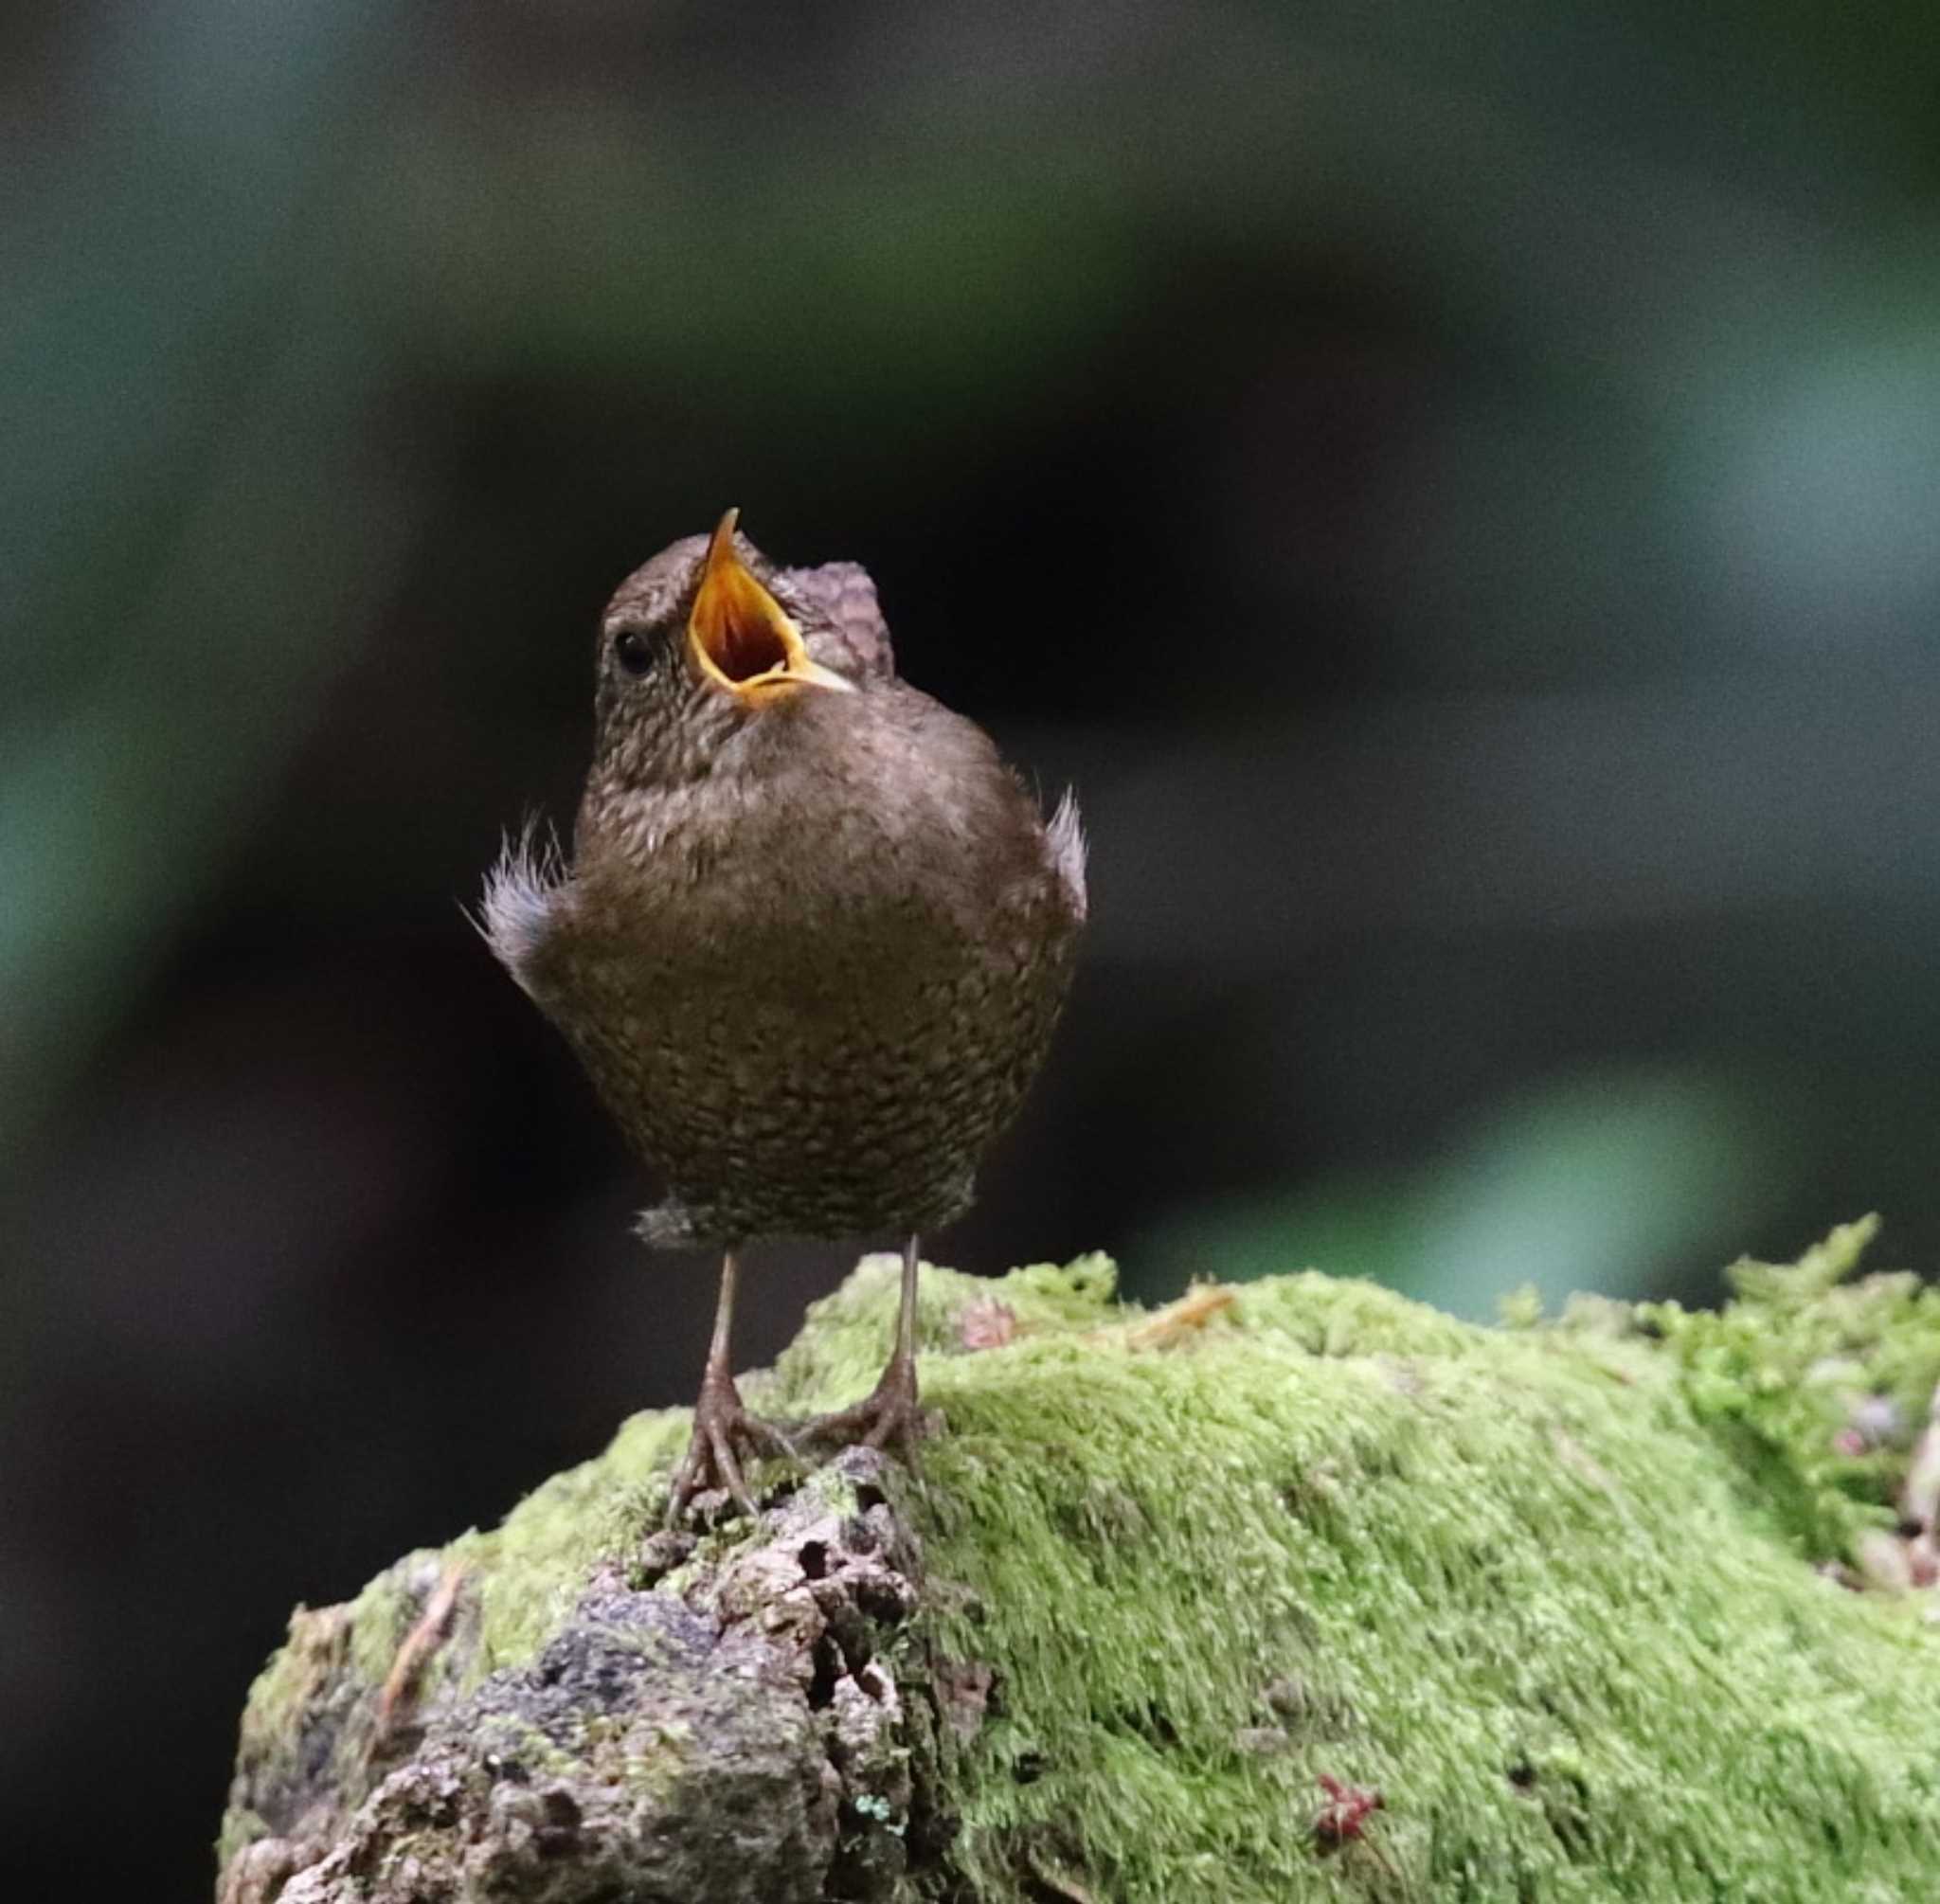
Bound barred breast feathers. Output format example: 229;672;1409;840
476;817;570;998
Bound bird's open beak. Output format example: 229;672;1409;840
687;510;854;699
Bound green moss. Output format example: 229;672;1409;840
1643;1213;1940;1564
462;1407;693;1679
898;1243;1940;1900
226;1228;1940;1900
225;1599;361;1839
761;1249;1121;1411
346;1552;442;1688
238;1607;341;1740
214;1805;269;1870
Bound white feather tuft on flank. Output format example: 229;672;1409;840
1048;786;1088;922
473;817;567;994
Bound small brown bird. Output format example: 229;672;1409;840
480;512;1086;1516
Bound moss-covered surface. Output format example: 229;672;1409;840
221;1229;1940;1902
1638;1214;1940;1573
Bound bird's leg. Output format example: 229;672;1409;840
665;1247;798;1524
801;1233;930;1459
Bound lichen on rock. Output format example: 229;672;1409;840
221;1235;1940;1902
224;1446;941;1903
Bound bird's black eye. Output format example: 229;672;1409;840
613;627;654;676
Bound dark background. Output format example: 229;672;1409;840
7;3;1940;1895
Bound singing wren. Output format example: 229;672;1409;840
481;512;1086;1517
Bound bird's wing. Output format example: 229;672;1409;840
475;817;573;1001
791;561;897;682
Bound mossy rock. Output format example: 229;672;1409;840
219;1224;1940;1901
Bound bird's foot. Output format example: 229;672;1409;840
666;1372;799;1525
799;1352;932;1463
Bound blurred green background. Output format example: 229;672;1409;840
7;2;1940;1892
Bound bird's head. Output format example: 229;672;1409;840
590;510;858;782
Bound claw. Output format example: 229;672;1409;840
666;1374;799;1525
799;1352;928;1463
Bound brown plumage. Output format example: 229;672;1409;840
480;513;1086;1515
